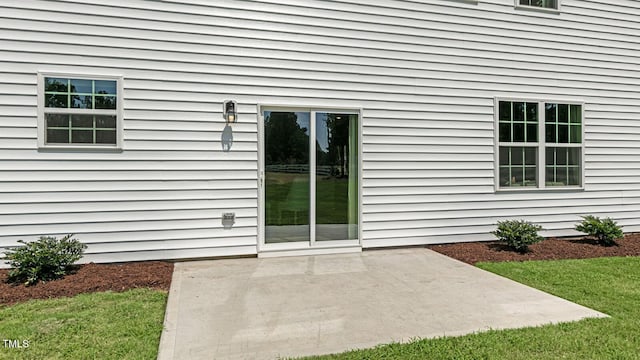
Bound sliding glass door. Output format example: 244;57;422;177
263;110;358;245
315;113;359;241
264;111;311;243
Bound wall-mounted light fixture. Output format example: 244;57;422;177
223;100;238;123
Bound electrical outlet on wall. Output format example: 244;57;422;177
222;212;235;229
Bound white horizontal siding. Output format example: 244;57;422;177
1;0;639;265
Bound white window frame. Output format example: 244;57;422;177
444;0;479;4
515;0;561;13
37;72;124;151
494;98;585;192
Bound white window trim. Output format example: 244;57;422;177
494;97;585;192
37;72;124;151
514;0;561;14
444;0;479;4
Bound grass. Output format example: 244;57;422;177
2;257;637;359
0;288;167;360
301;256;640;360
266;172;351;225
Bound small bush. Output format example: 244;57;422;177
492;220;544;253
3;234;87;286
575;215;624;246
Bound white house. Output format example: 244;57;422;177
1;0;639;265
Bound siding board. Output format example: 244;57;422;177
1;0;639;264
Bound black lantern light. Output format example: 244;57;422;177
223;100;238;123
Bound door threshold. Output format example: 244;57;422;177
258;245;362;258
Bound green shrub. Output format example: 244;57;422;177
575;215;624;246
491;220;544;253
3;234;87;286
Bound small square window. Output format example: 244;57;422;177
513;123;525;142
71;115;93;128
95;96;117;109
71;95;93;109
513;102;525;122
72;130;94;144
46;94;68;108
96;130;117;144
46;129;70;144
558;104;569;123
518;0;558;10
96;115;117;128
499;123;511;142
568;167;581;186
499;102;511;121
70;79;92;93
46;114;69;127
45;78;68;92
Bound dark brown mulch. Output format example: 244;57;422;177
0;261;173;306
428;233;640;265
2;233;638;306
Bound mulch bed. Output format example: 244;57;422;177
0;261;173;306
428;233;640;265
2;233;639;306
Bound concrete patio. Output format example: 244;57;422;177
158;248;607;360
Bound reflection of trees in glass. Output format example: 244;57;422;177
520;0;556;8
320;114;350;178
94;96;116;109
46;95;66;108
265;112;309;166
44;78;117;110
45;78;67;92
71;95;92;109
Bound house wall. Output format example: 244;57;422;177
1;0;639;264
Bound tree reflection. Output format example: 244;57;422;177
264;112;309;166
319;114;350;178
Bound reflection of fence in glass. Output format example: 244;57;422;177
267;164;322;176
266;165;350;177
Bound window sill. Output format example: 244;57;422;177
514;5;560;14
38;145;123;153
496;186;584;193
446;0;478;4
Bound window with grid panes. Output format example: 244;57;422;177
42;77;118;145
518;0;558;10
497;100;583;189
544;103;582;186
498;101;539;187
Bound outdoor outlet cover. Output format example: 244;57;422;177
222;212;235;229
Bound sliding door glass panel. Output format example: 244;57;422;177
264;111;311;243
315;113;358;241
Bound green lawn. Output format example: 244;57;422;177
302;257;640;360
266;172;351;225
2;257;637;359
0;289;167;360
